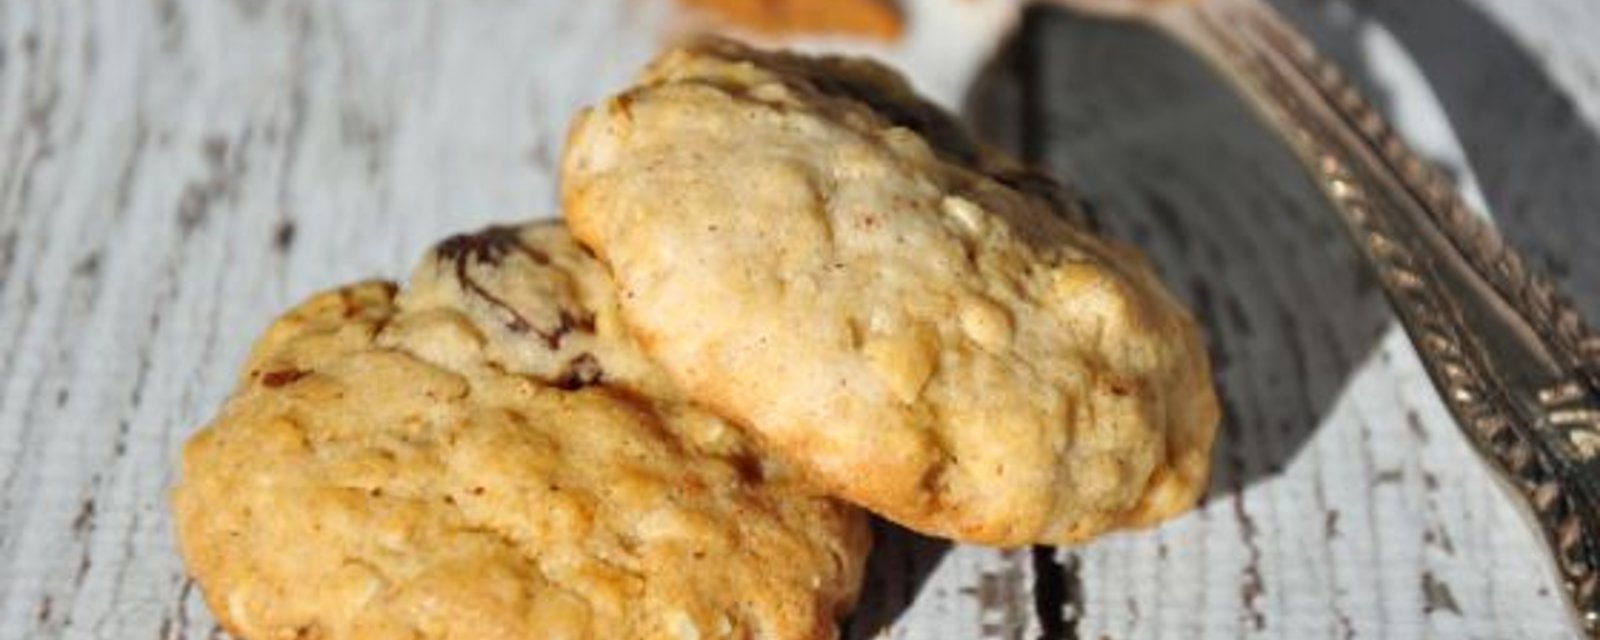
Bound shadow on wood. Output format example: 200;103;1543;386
1273;0;1600;319
840;518;952;640
966;8;1394;501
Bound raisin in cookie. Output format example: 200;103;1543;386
562;37;1219;545
172;223;869;640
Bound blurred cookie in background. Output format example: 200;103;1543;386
673;0;904;40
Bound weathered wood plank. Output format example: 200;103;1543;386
1009;6;1597;638
0;2;668;636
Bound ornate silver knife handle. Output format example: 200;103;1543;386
1119;0;1600;633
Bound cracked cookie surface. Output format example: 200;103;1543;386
172;223;869;640
563;38;1219;545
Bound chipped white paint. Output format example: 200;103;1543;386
1;1;1596;638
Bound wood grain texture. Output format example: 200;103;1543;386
0;0;1596;638
984;10;1593;637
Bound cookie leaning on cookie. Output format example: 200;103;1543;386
172;223;869;640
563;37;1220;546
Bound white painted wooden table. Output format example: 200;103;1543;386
3;1;1598;638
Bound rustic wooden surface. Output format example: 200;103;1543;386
2;0;1597;638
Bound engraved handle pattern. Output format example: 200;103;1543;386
1147;1;1600;633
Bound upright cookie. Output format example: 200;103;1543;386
563;38;1219;545
172;223;869;640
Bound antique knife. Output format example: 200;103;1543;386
1048;0;1600;634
